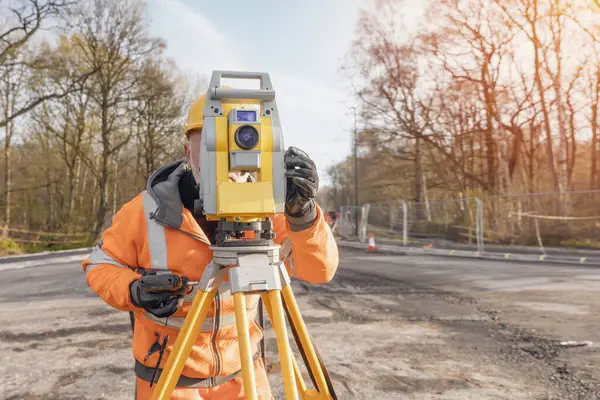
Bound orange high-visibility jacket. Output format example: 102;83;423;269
82;160;339;382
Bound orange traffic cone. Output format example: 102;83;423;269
367;233;376;252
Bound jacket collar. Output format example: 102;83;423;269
145;159;249;231
146;159;191;229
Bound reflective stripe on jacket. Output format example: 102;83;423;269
82;160;339;379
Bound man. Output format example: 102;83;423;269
81;90;339;399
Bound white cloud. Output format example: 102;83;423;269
146;0;245;74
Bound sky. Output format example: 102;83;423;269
143;0;369;186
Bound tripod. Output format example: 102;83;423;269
150;220;337;400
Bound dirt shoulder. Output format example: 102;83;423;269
264;267;600;400
1;254;600;399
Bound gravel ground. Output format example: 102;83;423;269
1;249;600;399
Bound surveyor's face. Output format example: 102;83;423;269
184;130;202;183
184;129;245;184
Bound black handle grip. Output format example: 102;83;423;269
139;274;188;293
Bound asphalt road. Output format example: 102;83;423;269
1;248;600;399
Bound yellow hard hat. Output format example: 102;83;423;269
184;86;242;139
183;91;207;138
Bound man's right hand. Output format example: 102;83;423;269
129;272;189;318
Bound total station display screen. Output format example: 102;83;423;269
237;110;257;122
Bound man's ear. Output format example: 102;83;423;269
184;141;190;159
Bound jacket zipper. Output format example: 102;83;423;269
149;211;222;377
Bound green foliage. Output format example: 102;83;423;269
0;238;23;256
22;239;96;254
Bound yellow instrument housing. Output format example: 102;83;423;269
198;71;286;223
211;116;275;222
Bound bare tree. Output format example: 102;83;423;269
134;57;186;183
494;0;560;193
0;0;202;253
0;0;97;235
0;0;88;129
426;0;519;193
0;0;66;64
589;59;600;190
32;37;92;229
0;59;27;233
65;0;163;237
545;0;570;191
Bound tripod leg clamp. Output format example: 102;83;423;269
278;262;291;287
197;261;227;292
229;254;284;294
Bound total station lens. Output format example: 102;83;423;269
235;125;259;150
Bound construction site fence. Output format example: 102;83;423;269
336;190;600;257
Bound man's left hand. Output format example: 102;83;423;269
284;147;319;229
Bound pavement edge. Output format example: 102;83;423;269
0;247;93;265
336;240;600;267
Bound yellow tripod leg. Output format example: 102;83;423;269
282;285;331;399
233;292;258;400
262;296;308;400
151;288;217;400
292;355;308;399
262;292;299;399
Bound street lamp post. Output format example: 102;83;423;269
351;107;359;237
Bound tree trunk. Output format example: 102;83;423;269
414;137;423;221
555;86;568;192
79;159;89;213
3;120;12;236
135;134;141;192
49;185;54;231
70;158;81;220
94;97;110;239
64;164;76;230
566;97;577;191
469;131;475;187
112;154;119;218
551;6;569;193
147;124;155;178
531;4;560;193
478;128;485;189
3;130;12;236
482;65;497;193
499;131;511;194
592;113;599;190
534;59;559;192
422;171;432;222
591;68;599;190
528;124;536;193
94;148;110;239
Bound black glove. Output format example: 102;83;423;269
284;146;319;231
129;272;189;318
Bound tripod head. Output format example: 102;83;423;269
215;219;275;247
